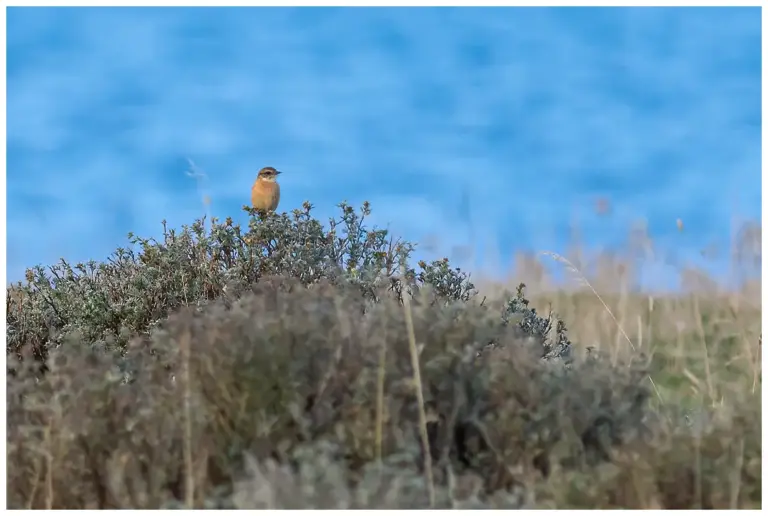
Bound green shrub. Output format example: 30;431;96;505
7;202;573;370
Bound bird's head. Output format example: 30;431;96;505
257;166;281;182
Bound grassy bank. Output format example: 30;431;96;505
6;202;761;509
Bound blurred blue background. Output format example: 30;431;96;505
6;7;762;288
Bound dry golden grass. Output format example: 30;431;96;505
472;221;761;412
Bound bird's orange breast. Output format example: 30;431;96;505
251;179;281;211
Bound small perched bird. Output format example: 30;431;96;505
251;166;282;213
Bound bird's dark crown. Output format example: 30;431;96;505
258;167;281;179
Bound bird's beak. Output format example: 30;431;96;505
276;170;283;175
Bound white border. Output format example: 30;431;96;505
3;1;767;6
2;3;764;513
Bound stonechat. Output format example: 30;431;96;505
251;166;282;213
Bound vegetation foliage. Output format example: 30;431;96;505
6;202;761;509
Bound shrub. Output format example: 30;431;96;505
8;202;574;370
7;201;757;509
7;203;480;363
9;276;655;509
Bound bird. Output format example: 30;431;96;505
251;166;282;213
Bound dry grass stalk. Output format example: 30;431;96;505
179;328;195;509
375;332;387;464
401;285;435;508
539;250;665;404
